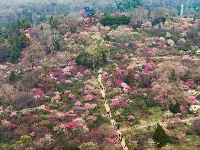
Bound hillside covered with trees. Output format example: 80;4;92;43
0;0;200;149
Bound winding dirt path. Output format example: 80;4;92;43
98;68;128;150
121;116;200;132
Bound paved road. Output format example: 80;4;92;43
98;68;128;150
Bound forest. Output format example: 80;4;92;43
0;0;200;150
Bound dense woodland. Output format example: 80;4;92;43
0;0;200;150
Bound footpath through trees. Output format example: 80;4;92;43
98;68;128;150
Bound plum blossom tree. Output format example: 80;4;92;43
110;96;121;107
130;8;149;28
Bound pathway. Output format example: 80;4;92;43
121;116;200;132
98;68;128;150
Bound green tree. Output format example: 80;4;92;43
153;124;169;147
76;51;91;68
170;102;180;114
53;39;60;51
95;45;109;64
9;46;20;62
76;45;109;69
9;70;16;83
100;15;131;27
8;34;20;48
1;26;7;37
23;21;31;30
19;33;30;48
117;0;142;12
40;25;44;30
39;14;47;22
49;16;58;30
19;135;32;144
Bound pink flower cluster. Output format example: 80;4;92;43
74;101;82;106
84;94;94;101
0;106;3;111
51;92;61;101
65;80;72;84
83;82;98;95
110;96;121;107
30;88;46;100
131;41;141;48
65;121;77;130
127;115;135;120
75;72;83;79
61;115;82;130
127;64;135;71
65;90;76;100
62;66;75;76
180;105;187;114
115;67;122;75
178;132;186;140
184;79;195;87
142;63;153;75
10;111;17;117
115;79;123;85
188;95;200;105
84;103;97;110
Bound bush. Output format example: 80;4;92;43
9;70;16;83
153;124;169;147
19;135;32;143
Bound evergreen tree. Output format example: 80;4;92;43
49;16;58;30
39;14;47;22
40;25;44;30
153;124;169;147
49;16;53;25
9;45;20;63
9;70;16;83
53;39;60;51
19;33;30;48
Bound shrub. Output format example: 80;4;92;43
9;70;16;83
19;135;32;143
153;124;169;147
